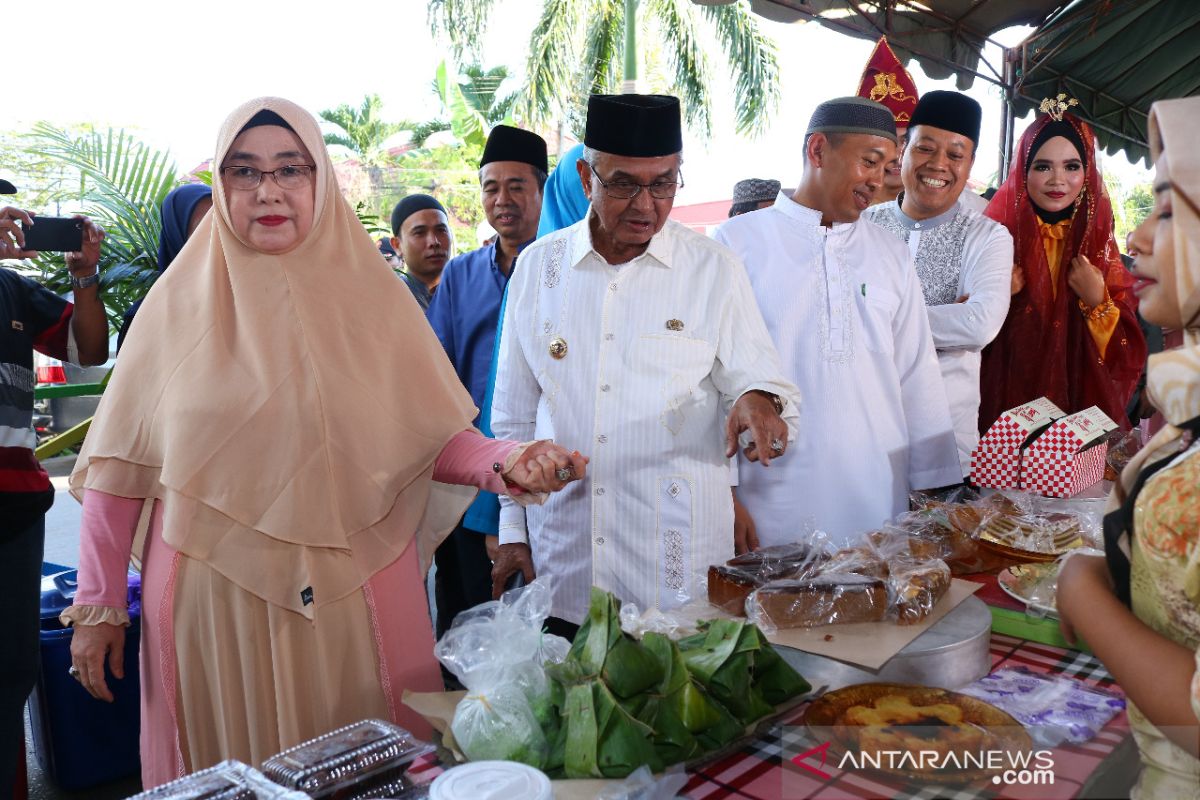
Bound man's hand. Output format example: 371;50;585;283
732;489;758;555
490;542;535;599
1010;263;1025;295
725;391;788;466
0;206;36;260
484;534;500;562
1068;254;1107;309
66;215;105;277
70;622;125;703
503;441;588;494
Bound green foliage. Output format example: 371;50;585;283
428;0;781;139
10;124;183;332
319;94;407;165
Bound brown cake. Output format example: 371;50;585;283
709;543;825;615
890;561;952;625
749;573;888;629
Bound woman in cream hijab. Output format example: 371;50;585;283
61;97;586;787
1057;96;1200;797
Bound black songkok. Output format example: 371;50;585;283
0;178;15;194
584;95;682;157
805;97;897;143
908;90;982;144
480;125;549;173
390;194;446;236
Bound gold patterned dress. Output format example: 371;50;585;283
1128;441;1200;798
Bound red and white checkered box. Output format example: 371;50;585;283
971;398;1066;489
1021;406;1119;497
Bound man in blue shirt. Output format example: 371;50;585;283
426;125;547;640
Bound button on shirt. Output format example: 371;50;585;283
864;200;1013;471
715;194;961;549
427;238;531;533
492;217;800;624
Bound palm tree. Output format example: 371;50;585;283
410;62;521;147
428;0;780;137
319;94;407;165
18;124;184;332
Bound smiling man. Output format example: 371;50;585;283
864;91;1013;472
715;96;960;548
491;94;799;635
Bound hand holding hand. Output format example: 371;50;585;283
69;622;125;702
1068;255;1106;309
725;391;788;466
503;441;588;494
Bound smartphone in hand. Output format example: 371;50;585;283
22;216;84;252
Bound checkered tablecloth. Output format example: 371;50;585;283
678;634;1130;800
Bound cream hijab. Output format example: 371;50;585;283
71;97;477;616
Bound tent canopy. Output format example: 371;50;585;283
731;0;1200;166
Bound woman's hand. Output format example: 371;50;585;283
1056;554;1114;646
70;622;125;702
1010;263;1025;295
1068;254;1107;309
503;441;588;494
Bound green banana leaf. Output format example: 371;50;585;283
567;587;664;699
750;627;812;704
680;618;772;722
563;680;663;779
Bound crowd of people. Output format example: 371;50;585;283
0;35;1196;798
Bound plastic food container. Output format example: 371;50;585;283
429;761;552;800
128;760;309;799
260;719;433;799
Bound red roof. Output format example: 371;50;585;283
669;199;731;234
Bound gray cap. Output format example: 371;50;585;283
806;96;897;143
732;178;781;205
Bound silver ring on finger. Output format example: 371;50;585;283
68;665;81;680
555;466;574;481
769;438;785;452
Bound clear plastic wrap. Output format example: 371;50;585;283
259;719;433;799
745;572;890;631
703;530;832;616
1105;428;1142;480
130;760;310;800
595;764;688;800
433;578;562;769
886;556;952;625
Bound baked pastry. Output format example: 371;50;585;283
823;546;888;578
709;543;825;614
889;560;951;625
749;574;888;629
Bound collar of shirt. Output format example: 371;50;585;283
770;191;856;234
570;208;674;270
491;237;536;275
888;197;963;231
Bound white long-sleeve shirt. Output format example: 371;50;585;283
864;200;1013;471
491;216;800;624
714;194;961;549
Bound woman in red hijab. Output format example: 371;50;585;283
979;109;1146;432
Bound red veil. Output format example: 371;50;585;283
978;113;1146;432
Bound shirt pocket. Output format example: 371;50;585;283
855;287;901;356
634;334;718;434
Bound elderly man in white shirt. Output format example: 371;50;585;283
863;90;1013;472
716;97;961;550
490;94;800;634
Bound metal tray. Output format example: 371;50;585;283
776;596;991;692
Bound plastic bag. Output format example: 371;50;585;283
434;579;556;768
596;764;689;800
745;572;890;632
961;667;1125;746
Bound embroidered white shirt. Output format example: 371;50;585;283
715;193;961;549
865;199;1014;471
491;215;800;624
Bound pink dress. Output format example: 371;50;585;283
67;431;521;788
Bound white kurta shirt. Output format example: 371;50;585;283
492;216;800;624
714;194;961;549
864;200;1013;471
